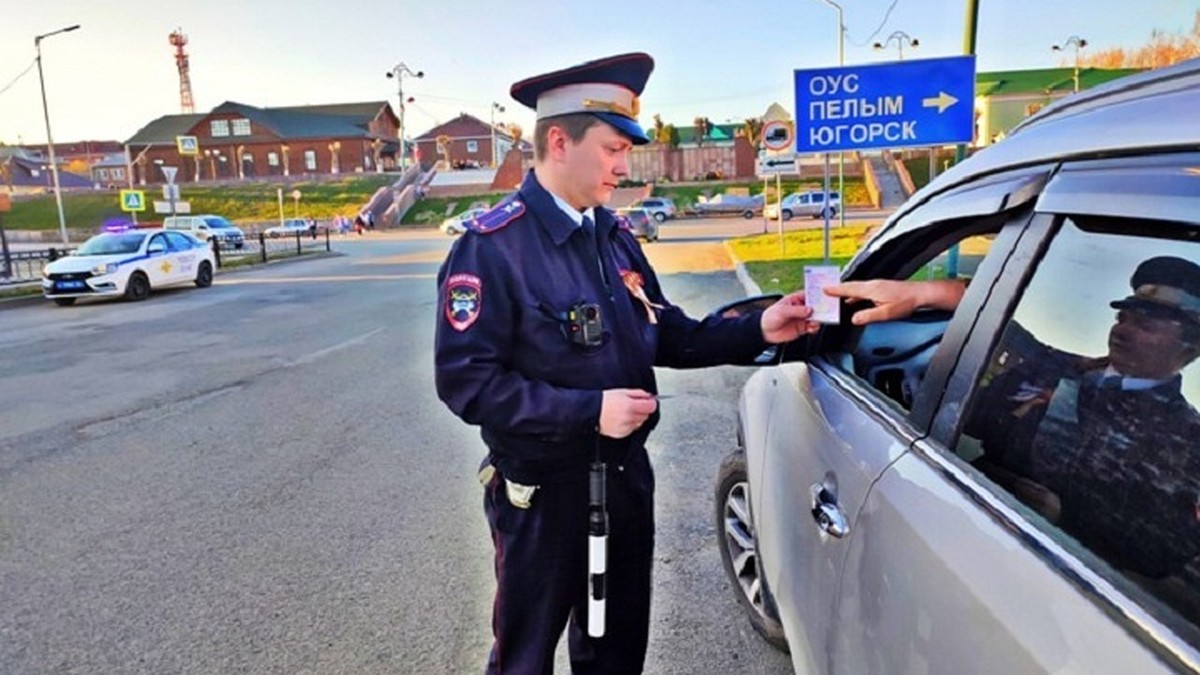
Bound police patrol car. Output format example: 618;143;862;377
42;229;216;306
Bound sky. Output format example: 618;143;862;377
1;0;1196;146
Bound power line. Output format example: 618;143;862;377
0;58;37;99
848;0;902;47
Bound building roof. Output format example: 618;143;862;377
413;113;532;149
976;67;1145;96
124;101;394;145
2;155;93;187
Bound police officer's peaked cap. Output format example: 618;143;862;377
1111;255;1200;324
510;52;655;145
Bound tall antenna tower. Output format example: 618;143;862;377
169;28;195;114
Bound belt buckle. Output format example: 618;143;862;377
504;478;539;509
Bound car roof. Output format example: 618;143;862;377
888;57;1200;228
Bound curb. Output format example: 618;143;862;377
723;240;763;296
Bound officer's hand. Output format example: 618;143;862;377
824;279;966;325
760;291;820;344
599;389;658;439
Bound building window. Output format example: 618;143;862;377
267;152;279;167
211;120;230;137
97;168;108;180
467;140;479;153
232;118;251;136
304;150;317;171
112;167;124;180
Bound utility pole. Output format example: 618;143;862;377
387;63;423;172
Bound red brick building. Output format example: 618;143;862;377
124;101;400;184
412;114;530;171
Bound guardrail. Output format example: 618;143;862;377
0;247;74;285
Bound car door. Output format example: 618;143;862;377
829;154;1200;673
752;166;1050;674
163;231;198;283
144;232;177;287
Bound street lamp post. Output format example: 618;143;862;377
34;23;81;246
1052;35;1088;92
816;0;845;261
386;62;423;172
873;30;919;60
490;102;505;167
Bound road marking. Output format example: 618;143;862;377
290;328;384;366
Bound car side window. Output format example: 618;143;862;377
959;216;1200;627
828;224;1002;412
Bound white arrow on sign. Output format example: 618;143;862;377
921;92;959;114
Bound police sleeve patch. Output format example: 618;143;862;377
466;198;525;234
615;213;633;232
445;273;483;331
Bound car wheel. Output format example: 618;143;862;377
124;272;151;301
234;242;244;250
716;451;789;652
742;210;755;219
653;211;666;223
269;232;279;238
53;297;76;307
194;261;214;288
782;210;793;221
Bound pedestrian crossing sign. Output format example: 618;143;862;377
176;135;200;155
120;190;146;212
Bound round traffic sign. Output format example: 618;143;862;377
762;120;793;151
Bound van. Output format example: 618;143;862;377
163;214;245;249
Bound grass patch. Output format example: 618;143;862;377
5;175;395;230
401;192;511;225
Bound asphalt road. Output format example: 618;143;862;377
0;226;793;674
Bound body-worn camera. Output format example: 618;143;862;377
566;302;604;347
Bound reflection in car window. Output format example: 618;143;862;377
961;216;1200;626
76;233;145;255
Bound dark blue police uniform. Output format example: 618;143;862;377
434;164;769;674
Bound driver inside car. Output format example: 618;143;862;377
823;259;1200;620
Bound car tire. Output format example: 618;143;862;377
124;272;151;301
742;210;755;219
653;211;666;223
782;210;793;221
269;232;279;239
234;242;244;250
715;451;789;652
53;297;76;307
194;261;214;288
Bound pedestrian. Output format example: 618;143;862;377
433;52;818;674
354;213;365;235
366;210;375;231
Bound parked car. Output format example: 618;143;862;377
691;193;763;219
42;230;216;306
264;218;316;238
714;59;1200;673
615;207;659;242
763;190;841;220
632;197;677;222
441;207;489;235
163;214;245;249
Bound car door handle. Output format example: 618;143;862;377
810;484;850;538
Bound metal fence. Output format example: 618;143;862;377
0;247;74;285
1;229;332;286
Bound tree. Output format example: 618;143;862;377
651;114;666;145
739;118;764;149
663;124;680;149
505;123;523;146
693;116;711;147
1080;10;1199;68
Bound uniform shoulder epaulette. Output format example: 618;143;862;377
612;210;633;232
467;197;526;234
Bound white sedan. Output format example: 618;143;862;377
264;218;315;237
441;207;488;235
42;230;216;306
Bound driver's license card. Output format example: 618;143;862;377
804;265;841;324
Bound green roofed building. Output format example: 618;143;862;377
974;67;1143;146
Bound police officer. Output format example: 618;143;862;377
434;52;818;674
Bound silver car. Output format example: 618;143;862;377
716;58;1200;673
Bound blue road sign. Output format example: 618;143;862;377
794;55;976;153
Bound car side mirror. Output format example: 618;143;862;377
707;294;807;366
